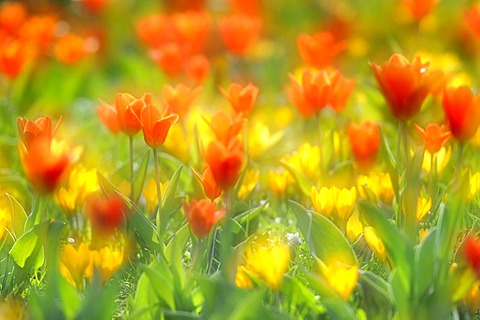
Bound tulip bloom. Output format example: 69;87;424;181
193;164;222;201
402;0;438;21
136;15;173;49
186;54;210;84
0;40;30;79
218;14;261;56
140;104;179;149
415;123;451;154
87;194;126;235
80;0;110;15
297;32;346;69
207;111;247;146
220;82;259;116
370;54;440;121
0;2;27;34
162;84;201;119
183;199;225;237
465;5;480;38
348;120;380;169
288;69;354;117
149;43;186;77
205;138;244;190
59;243;91;288
442;86;480;142
466;236;480;278
17;116;62;150
54;34;88;65
98;93;150;136
171;11;211;53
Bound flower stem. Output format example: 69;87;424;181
153;148;165;239
129;135;135;202
455;142;465;181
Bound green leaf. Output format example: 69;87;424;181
357;270;395;320
9;227;38;268
413;227;437;301
162;165;183;214
131;211;161;252
281;160;313;196
234;200;268;225
290;200;357;266
141;259;176;310
133;151;150;203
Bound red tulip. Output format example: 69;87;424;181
348;120;380;169
162;84;201;119
402;0;438;21
193;164;222;201
183;199;225;237
297;32;346;69
466;236;480;278
17;116;62;150
185;54;210;84
218;14;261;56
87;194;126;235
205;138;244;190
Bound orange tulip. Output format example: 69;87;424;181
17;116;62;150
466;5;480;38
19;15;56;53
443;86;480;141
0;39;30;79
185;54;210;84
162;84;201;119
193;164;222;201
370;54;440;121
20;138;70;194
149;43;186;77
140;104;179;149
297;32;346;69
87;194;126;235
415;124;451;154
183;199;225;237
348;120;380;169
402;0;438;21
0;2;27;34
220;82;259;116
136;15;173;49
288;69;354;117
466;236;480;278
205;138;244;190
171;11;211;53
207;111;247;146
229;0;261;16
54;34;87;65
218;14;261;56
98;93;150;136
80;0;110;15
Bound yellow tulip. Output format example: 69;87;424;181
319;260;358;300
237;169;260;200
422;147;451;173
236;235;290;290
311;186;337;217
268;170;289;198
284;143;321;181
247;121;283;160
59;243;91;288
357;172;393;205
470;172;480;200
416;197;432;222
142;178;169;214
346;212;363;242
87;246;124;284
364;226;386;262
336;187;356;221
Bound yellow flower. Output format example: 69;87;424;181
163;124;191;163
346;212;363;242
336;187;356;221
0;199;11;241
87;246;124;284
142;178;168;214
318;260;358;300
59;243;91;288
364;226;386;261
236;235;290;290
237;169;260;200
268;170;289;198
422;147;451;173
466;281;480;315
311;186;337;217
55;164;98;213
247;121;283;160
284;143;321;181
0;299;25;320
416;197;432;222
470;172;480;200
357;172;393;205
235;266;253;289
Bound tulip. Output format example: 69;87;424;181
402;0;438;21
140;104;179;149
183;199;225;237
87;246;124;284
346;212;363;242
54;34;87;65
162;84;201;119
297;32;346;69
229;0;261;16
0;2;27;34
237;169;259;200
192;164;222;201
268;170;289;198
218;14;261;56
80;0;110;15
59;243;91;288
466;236;480;278
136;15;173;49
320;261;358;300
442;86;480;142
336;187;357;221
311;186;337;217
142;178;168;214
207;111;247;146
0;40;30;79
415;123;451;154
220;82;259;116
416;196;432;221
171;11;211;53
205;138;244;190
465;5;480;38
19;15;57;53
86;194;126;235
17;116;62;150
364;226;387;261
186;54;210;84
348;120;380;169
370;54;440;121
149;43;186;77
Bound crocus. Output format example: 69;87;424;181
348;120;380;169
140;104;179;149
17;116;62;150
59;243;91;288
466;236;480;278
183;199;225;237
205;138;244;190
192;164;222;201
442;86;480;142
370;54;440;121
162;84;201;119
87;194;126;235
220;82;259;116
402;0;438;21
297;32;346;69
218;14;261;56
415;123;451;154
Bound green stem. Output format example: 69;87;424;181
153;148;165;240
455;142;465;181
220;190;235;282
129;135;135;202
